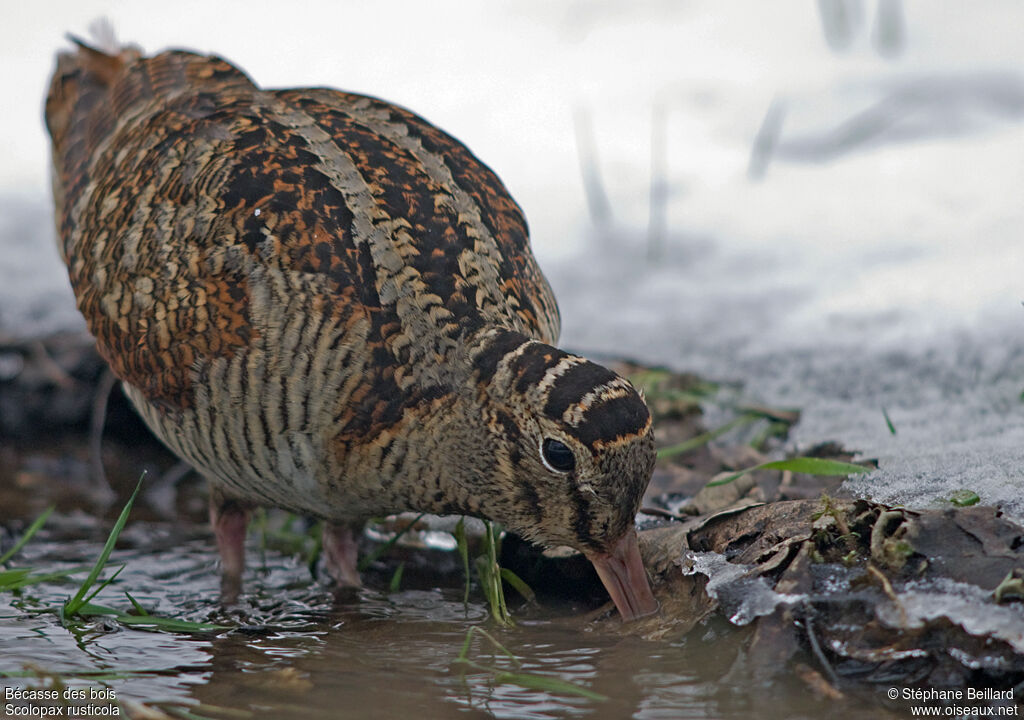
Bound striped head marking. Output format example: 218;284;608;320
467;330;655;554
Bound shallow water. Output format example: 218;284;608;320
0;476;897;720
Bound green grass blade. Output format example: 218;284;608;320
72;601;122;616
882;407;897;435
475;556;499;622
757;458;874;475
83;563;126;605
2;567;87;591
0;569;31;588
487;522;506;620
357;512;425;571
706;457;873;488
455;517;470;605
657;414;759;459
454;628;599;701
475;626;519;666
125;590;149;616
494;671;608;701
499;568;536;603
478;521;513;625
456;626;519;666
389;562;405;592
457;626;475;662
74;602;229;632
64;474;145;618
0;507;54;566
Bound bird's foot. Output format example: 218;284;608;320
210;496;249;603
322;522;363;587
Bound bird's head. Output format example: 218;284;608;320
449;329;659;620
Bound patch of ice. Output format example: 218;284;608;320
876;576;1024;656
683;551;805;626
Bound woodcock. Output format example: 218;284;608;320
45;38;659;620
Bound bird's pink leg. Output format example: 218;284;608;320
322;522;363;587
209;493;249;602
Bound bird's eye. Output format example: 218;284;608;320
541;438;576;473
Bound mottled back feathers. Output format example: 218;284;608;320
45;40;656;568
47;43;559;422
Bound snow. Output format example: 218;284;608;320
1;2;1021;518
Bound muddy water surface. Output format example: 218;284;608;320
0;464;886;720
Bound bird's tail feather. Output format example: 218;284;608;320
45;25;256;255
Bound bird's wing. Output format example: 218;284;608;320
47;44;559;415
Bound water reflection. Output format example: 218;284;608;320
1;493;887;719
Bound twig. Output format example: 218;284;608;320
89;368;117;499
872;0;906;58
27;340;76;389
572;107;612;228
801;603;840;687
647;101;668;260
867;563;907;627
657;413;760;459
748;97;786;180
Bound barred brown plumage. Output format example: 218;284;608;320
45;37;659;620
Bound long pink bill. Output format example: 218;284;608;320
587;529;659;621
